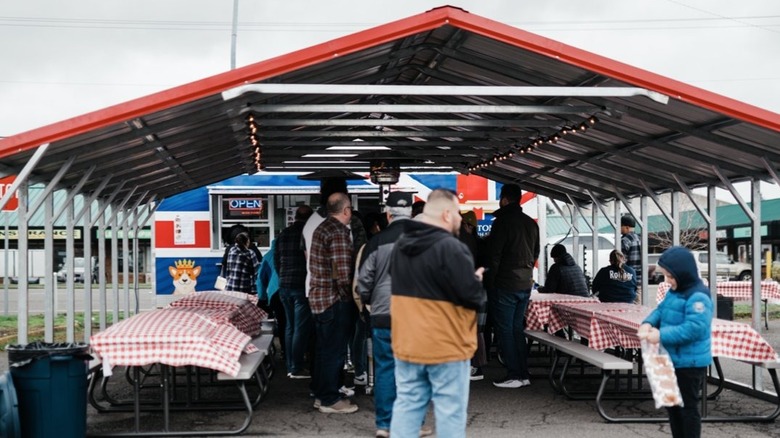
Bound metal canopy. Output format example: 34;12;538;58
0;6;778;207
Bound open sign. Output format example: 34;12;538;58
229;198;264;211
222;196;267;220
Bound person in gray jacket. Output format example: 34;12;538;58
357;191;430;438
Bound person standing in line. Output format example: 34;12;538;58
591;249;637;303
537;244;589;297
301;177;367;395
225;232;260;294
389;189;486;438
309;192;359;414
621;214;642;302
638;246;712;438
484;183;539;389
458;210;488;381
357;191;432;438
275;205;314;379
257;239;287;359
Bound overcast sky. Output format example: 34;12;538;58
1;0;779;198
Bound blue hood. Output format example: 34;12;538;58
657;246;704;292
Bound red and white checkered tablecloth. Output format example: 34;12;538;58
593;310;780;363
657;280;780;304
167;291;267;337
525;293;598;331
91;305;263;377
550;302;648;340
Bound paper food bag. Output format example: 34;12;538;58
640;340;683;409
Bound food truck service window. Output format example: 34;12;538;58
214;195;271;249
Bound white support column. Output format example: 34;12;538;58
122;210;131;319
97;200;107;330
750;180;763;391
83;202;93;342
707;187;718;312
43;193;54;341
671;192;680;247
16;180;29;345
640;196;649;306
111;211;119;324
537;196;547;285
65;197;75;342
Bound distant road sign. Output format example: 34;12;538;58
0;175;18;211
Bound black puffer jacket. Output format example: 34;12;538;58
538;253;589;297
484;203;540;291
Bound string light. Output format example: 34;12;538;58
467;114;601;172
246;114;264;171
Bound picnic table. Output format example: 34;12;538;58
525;292;598;331
88;291;269;436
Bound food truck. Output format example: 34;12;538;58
152;172;536;307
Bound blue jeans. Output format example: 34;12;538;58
372;328;395;430
278;287;312;374
350;313;367;376
491;288;531;380
312;300;352;406
390;359;469;438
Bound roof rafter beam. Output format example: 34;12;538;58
249;104;597;114
258;130;534;139
224;84;669;104
253;119;562;127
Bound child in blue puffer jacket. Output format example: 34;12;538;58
638;246;712;438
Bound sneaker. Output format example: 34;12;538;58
375;429;390;438
470;366;483;381
339;385;355;397
313;398;321;409
419;425;434;437
353;372;367;386
288;370;311;379
492;378;530;388
318;399;359;414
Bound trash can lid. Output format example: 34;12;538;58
7;342;90;367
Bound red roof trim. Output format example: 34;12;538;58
1;6;777;160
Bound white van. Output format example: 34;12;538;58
546;233;616;280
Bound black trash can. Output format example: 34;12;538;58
717;294;734;320
7;342;91;438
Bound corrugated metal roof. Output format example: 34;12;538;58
0;6;778;210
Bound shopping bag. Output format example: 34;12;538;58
214;275;227;291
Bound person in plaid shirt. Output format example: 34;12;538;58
274;205;314;379
309;192;358;414
225;232;260;293
621;215;642;302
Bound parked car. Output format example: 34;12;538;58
647;253;663;284
689;251;752;281
56;257;98;283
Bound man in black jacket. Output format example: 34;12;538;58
484;183;539;389
538;244;589;297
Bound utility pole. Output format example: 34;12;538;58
230;0;239;69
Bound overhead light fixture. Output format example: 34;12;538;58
326;146;391;151
302;154;358;158
283;160;367;164
370;160;401;185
